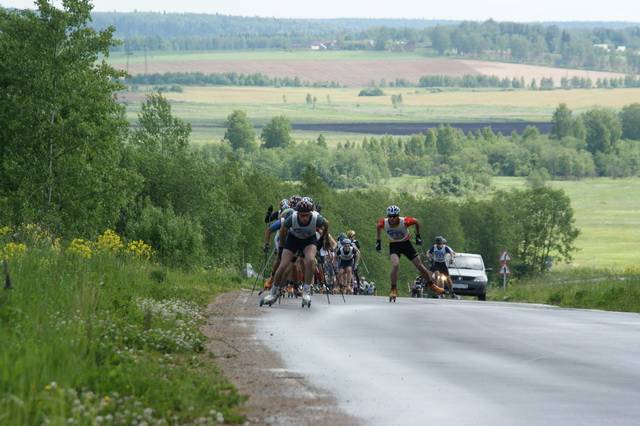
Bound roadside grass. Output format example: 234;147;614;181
489;269;640;313
382;176;640;270
0;228;245;425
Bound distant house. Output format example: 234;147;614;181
310;43;327;50
593;43;610;51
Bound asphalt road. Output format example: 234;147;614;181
256;295;640;426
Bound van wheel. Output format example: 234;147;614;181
478;293;486;301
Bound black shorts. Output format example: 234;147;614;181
389;240;418;260
284;234;318;255
430;262;449;275
338;259;354;269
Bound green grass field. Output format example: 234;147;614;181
384;176;640;270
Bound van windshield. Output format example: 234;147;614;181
448;256;484;270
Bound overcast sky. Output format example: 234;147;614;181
2;0;640;22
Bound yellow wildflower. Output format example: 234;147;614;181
126;240;153;260
0;226;11;237
69;239;93;259
96;230;124;254
2;242;27;259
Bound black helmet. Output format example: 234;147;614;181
435;236;445;244
289;195;302;208
296;198;314;212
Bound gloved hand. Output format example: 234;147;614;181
263;243;270;254
264;205;274;223
375;240;381;252
416;234;423;246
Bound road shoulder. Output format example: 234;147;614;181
203;290;360;425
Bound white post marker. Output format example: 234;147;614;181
499;251;511;289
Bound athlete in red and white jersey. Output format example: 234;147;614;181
376;205;445;301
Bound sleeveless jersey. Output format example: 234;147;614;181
384;217;410;242
338;245;355;261
289;211;319;239
431;245;448;263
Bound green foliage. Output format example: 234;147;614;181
127;71;341;88
526;168;551;189
620;103;640;140
497;187;579;273
224;110;256;152
261;115;293;148
436;125;462;157
127;204;205;269
132;93;191;155
358;87;385;96
582;108;622;154
391;94;404;108
551;103;574;139
0;0;137;236
419;74;526;89
430;26;451;54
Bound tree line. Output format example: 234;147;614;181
127;72;341;88
217;102;640;193
125;71;640;90
89;10;640;73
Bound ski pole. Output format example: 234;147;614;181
324;266;332;304
360;256;370;274
252;249;274;296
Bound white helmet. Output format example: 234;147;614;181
343;239;352;245
386;205;400;216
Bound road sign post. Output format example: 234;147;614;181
499;251;511;290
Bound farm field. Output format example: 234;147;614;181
109;49;624;87
122;86;640;141
384;176;640;270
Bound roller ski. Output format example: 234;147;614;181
258;276;274;296
447;290;461;300
301;284;312;308
389;287;398;303
259;284;280;307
